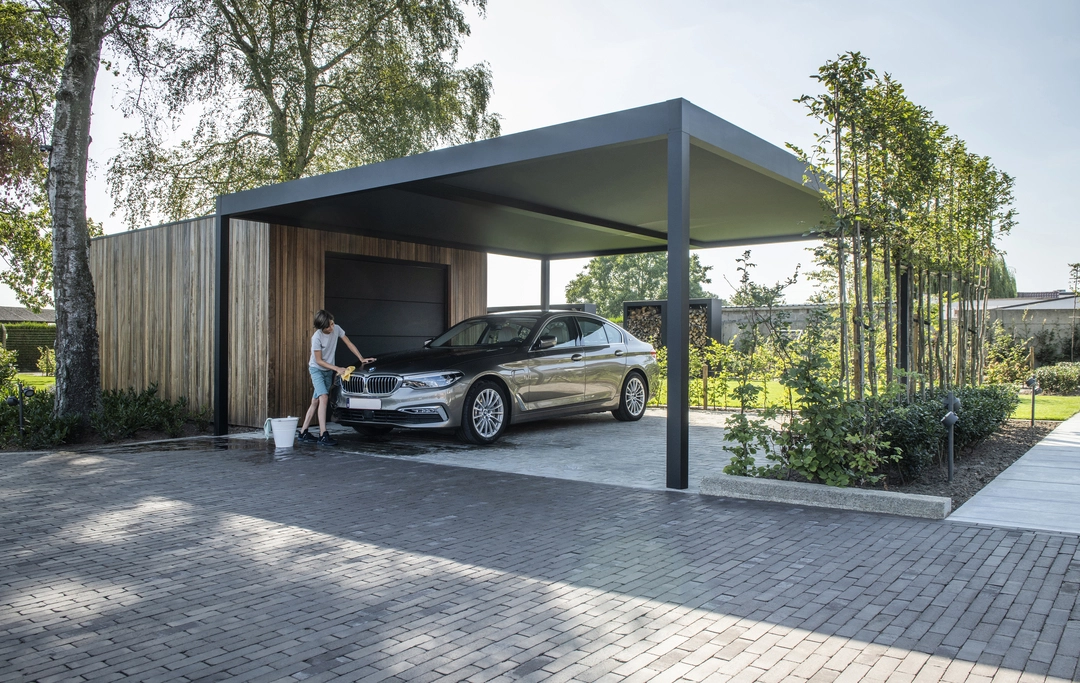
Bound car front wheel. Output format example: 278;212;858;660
612;372;647;421
457;380;509;444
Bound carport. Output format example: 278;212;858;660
210;98;825;489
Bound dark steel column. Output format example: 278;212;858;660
540;257;551;311
213;211;230;435
666;122;690;490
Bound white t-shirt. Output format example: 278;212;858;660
309;325;346;369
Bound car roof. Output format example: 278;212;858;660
478;310;610;323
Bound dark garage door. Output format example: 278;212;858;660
324;254;448;363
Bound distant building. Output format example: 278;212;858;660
0;307;55;325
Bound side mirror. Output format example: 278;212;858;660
535;335;557;350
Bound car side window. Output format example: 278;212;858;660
603;322;624;344
537;318;578;349
578;318;608;346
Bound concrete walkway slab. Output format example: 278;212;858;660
949;412;1080;534
243;407;740;494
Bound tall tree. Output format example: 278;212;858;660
43;0;177;422
108;0;500;227
0;1;63;310
565;252;715;320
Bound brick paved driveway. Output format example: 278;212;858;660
2;439;1079;682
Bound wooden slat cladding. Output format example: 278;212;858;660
90;217;270;427
91;219;484;427
228;220;270;427
90;217;218;413
268;225;486;419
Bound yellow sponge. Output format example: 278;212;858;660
340;366;356;382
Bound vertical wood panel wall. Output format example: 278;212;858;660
228;219;270;426
92;219;485;427
91;217;218;412
90;217;270;427
268;225;487;419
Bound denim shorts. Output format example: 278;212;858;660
310;366;334;398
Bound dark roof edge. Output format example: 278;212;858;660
218;101;674;216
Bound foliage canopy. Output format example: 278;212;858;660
0;1;64;310
108;0;500;227
564;252;715;320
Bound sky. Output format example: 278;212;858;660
4;0;1076;309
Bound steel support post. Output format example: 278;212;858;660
213;211;230;436
666;125;690;490
540;257;551;312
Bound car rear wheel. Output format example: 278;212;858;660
353;425;394;441
612;372;647;421
457;380;508;444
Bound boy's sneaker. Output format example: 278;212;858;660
317;431;337;447
297;429;318;444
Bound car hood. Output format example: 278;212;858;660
361;345;522;375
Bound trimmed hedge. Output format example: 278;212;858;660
1035;362;1080;395
1;323;56;372
868;385;1021;481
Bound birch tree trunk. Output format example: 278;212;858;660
47;1;116;422
884;240;894;385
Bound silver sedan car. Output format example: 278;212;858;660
331;310;660;444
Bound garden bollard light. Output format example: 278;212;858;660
1024;376;1040;427
941;410;958;483
5;383;35;438
941;391;961;483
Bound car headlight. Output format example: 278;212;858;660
401;371;464;389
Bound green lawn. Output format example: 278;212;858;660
651;379;793;410
1012;394;1080;421
14;373;55;390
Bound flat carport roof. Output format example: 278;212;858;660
212;98;826;488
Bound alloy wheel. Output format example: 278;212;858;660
471;387;505;439
625;376;646;417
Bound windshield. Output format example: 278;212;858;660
430;317;537;348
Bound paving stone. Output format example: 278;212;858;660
0;431;1078;683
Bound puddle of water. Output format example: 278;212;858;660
85;437;243;455
76;430;504;465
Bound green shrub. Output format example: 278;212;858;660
0;388;79;449
985;321;1030;384
91;385;190;442
1035;362;1080;395
866;394;943;481
865;385;1020;482
952;385;1021;447
35;346;56;376
0;348;17;390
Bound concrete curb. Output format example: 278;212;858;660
699;474;951;520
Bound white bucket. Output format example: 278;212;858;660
264;416;299;448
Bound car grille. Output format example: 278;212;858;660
340;374;400;395
337;408;443;425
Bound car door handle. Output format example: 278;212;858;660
614;350;624;357
571;354;583;361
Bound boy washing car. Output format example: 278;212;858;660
298;310;374;446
